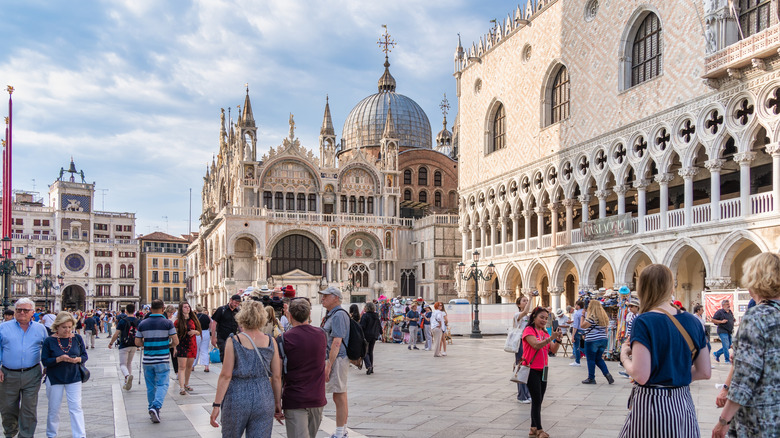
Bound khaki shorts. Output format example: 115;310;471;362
325;356;349;394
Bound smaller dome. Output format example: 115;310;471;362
378;59;396;92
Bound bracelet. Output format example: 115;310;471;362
212;402;221;408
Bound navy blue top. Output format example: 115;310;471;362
630;311;707;387
41;335;88;385
406;310;420;322
84;317;97;331
423;311;431;325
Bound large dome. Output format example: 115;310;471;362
341;65;432;151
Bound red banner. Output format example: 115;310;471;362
704;293;733;320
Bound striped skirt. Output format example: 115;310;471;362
619;385;700;438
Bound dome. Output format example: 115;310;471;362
341;64;432;151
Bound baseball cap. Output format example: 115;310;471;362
230;294;242;302
318;286;343;299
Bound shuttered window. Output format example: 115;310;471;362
631;13;662;86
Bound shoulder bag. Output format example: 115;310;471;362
658;309;696;361
511;331;543;384
75;335;90;383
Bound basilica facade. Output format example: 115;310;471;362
455;0;780;313
186;58;460;310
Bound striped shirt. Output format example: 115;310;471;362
584;317;608;342
136;314;176;365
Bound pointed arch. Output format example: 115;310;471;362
712;230;769;278
551;254;580;289
502;262;523;294
227;232;262;255
661;237;711;275
617;244;657;287
582;250;617;288
525;258;550;289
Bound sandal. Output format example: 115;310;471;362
179;389;186;395
537;431;550;438
185;385;194;392
529;427;538;437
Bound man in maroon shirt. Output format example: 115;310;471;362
279;298;327;438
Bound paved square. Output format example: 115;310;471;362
34;334;729;437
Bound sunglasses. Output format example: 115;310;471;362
15;308;32;313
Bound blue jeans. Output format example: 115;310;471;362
585;339;610;380
143;363;170;411
714;333;732;362
514;350;530;400
572;331;583;363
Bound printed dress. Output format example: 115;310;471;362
175;318;198;359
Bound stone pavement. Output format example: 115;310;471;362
32;333;730;437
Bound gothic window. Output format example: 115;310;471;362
404;189;412;201
631;13;662;87
275;192;283;210
367;197;374;214
434;191;442;207
404;169;412;185
740;0;771;38
308;194;316;211
263;191;272;209
297;193;306;211
286;193;295;210
419;190;427;203
349;196;356;214
551;67;570;124
434;171;442;187
358;196;365;214
340;195;347;213
489;103;506;153
270;234;322;276
418;167;428;185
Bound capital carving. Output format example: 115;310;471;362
489;219;498;227
632;179;650;190
654;173;675;184
734;151;756;165
752;58;767;71
548;287;563;296
511;213;521;221
534;206;548;215
613;185;629;196
578;195;591;204
705;159;725;172
498;289;513;297
678;167;699;179
561;198;577;208
547;202;561;213
705;277;733;289
765;143;780;156
500;216;508;224
594;189;612;199
522;209;532;218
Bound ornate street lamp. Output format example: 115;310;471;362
35;265;64;312
0;237;35;311
458;250;495;338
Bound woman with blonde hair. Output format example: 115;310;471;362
261;306;281;337
211;300;282;437
620;264;710;437
712;253;780;438
41;312;88;437
580;299;614;384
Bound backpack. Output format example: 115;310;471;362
325;308;367;361
118;317;138;348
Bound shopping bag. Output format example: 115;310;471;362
209;347;222;363
504;327;524;353
511;364;530;384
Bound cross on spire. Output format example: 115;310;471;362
377;25;396;61
439;94;450;119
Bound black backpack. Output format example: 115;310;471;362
118;317;138;348
327;308;367;361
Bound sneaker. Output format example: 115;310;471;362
521;398;531;404
413;347;420;350
581;378;596;384
329;433;348;438
149;408;160;423
713;353;721;363
408;346;411;350
569;362;581;367
441;352;447;356
618;371;629;379
124;375;133;391
606;374;615;385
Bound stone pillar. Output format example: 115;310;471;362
735;152;756;217
614;185;628;215
578;195;591;222
461;226;469;257
633;179;649;233
535;206;546;249
705;159;724;221
470;224;477;255
595;190;611;219
523;209;532;252
548;203;560;248
549;287;563;313
498;289;513;304
480;221;487;250
655;173;674;230
511;213;520;250
562;198;575;245
500;217;508;255
766;144;780;213
679;167;699;227
490;219;498;254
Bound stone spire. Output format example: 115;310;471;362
382;103;397;139
241;85;255;127
320;95;335;136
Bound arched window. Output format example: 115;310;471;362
418;167;428;185
297;193;306;211
739;0;771;38
490;103;506;153
419;190;427;203
286;193;295;210
308;194;316;211
551;67;570;124
403;169;412;185
631;13;662;87
274;192;283;210
263;191;272;209
349;196;356;214
434;171;442;186
120;264;127;278
404;189;412;201
434;191;442;207
358;196;365;214
270;234;322;276
128;265;134;278
104;264;111;278
367;197;374;214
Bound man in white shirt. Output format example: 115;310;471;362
41;310;56;335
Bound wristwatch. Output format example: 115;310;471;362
718;416;731;426
212;402;221;408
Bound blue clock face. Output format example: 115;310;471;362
65;254;85;272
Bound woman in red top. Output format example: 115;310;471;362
521;307;562;438
175;302;202;395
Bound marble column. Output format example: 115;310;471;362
548;202;560;247
562;199;575;245
655;173;675;230
679;167;699;227
523;209;532;252
480;221;487;251
705;159;724;221
595;190;610;219
489;219;498;255
766;143;780;213
549;287;563;313
511;213;520;251
461;226;469;257
735;152;756;217
500;217;508;255
614;185;628;215
535;206;546;249
633;179;649;233
470;224;477;256
578;195;591;222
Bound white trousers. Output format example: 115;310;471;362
196;331;211;366
46;380;85;438
118;347;135;378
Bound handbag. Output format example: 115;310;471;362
209;347;222;363
511;345;542;384
504;327;524;353
76;335;90;383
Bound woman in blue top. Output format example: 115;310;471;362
41;312;88;438
619;264;711;438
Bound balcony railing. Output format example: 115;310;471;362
704;25;780;78
223;206;414;227
751;192;773;215
12;234;56;241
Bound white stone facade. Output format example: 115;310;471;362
455;0;780;312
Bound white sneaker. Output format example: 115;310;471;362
441;352;447;356
123;374;133;390
521;398;531;404
569;362;581;367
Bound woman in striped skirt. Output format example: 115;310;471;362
619;264;711;437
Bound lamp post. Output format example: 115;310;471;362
36;266;64;312
0;237;35;311
458;250;495;339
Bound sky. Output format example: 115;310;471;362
0;0;522;237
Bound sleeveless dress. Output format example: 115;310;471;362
175;318;198;358
221;333;275;438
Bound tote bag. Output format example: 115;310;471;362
504;327;524;353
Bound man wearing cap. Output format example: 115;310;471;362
318;287;350;438
569;300;585;367
210;294;241;362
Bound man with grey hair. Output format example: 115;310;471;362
279;298;327;438
0;298;48;437
712;299;735;363
318;287;350;438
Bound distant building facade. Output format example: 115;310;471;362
139;232;189;306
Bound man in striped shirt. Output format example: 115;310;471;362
135;299;178;424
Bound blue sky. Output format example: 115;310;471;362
1;0;520;236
